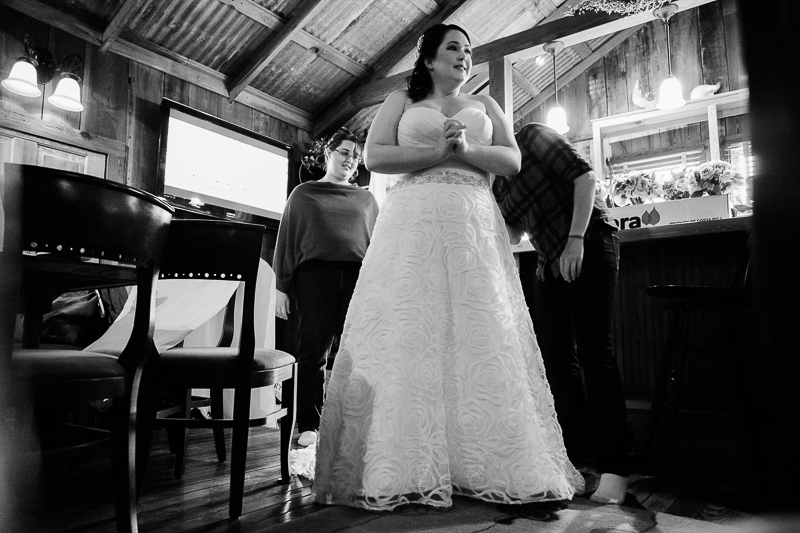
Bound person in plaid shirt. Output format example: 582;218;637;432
493;122;629;504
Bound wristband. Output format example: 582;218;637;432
568;234;584;240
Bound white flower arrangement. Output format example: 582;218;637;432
606;160;745;206
610;170;660;206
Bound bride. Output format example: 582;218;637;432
313;23;584;510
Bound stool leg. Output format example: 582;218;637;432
730;310;786;482
656;308;690;483
644;306;683;459
645;305;689;483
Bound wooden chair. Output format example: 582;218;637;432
6;163;173;533
150;219;297;520
642;237;777;482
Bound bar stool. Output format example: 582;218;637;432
642;240;772;482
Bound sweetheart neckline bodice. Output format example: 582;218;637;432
403;106;487;120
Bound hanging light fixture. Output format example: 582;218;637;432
654;3;685;110
1;34;84;112
544;41;569;135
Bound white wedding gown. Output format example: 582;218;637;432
313;107;584;510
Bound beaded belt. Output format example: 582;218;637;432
389;170;490;192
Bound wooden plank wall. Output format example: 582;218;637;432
519;229;752;408
513;0;751;408
516;0;746;162
0;5;312;194
1;5;313;355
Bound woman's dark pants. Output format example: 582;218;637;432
292;261;360;434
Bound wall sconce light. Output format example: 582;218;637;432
1;34;85;112
544;40;569;135
654;3;685;110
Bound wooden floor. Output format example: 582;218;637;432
16;416;783;533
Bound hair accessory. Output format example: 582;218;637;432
414;35;424;61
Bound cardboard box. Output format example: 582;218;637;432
609;194;731;231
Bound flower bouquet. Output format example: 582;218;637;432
659;160;744;201
610;170;661;206
657;168;698;201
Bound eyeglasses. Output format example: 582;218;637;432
331;148;362;163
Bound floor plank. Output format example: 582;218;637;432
21;424;772;532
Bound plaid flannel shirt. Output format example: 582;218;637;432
492;123;616;279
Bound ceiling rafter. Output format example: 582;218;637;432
462;0;584;96
342;0;715;114
227;0;329;102
313;0;474;137
406;0;440;15
3;0;313;129
100;0;143;52
216;0;371;78
513;26;643;122
369;0;474;81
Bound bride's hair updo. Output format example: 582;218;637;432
407;24;471;102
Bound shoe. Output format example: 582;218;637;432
589;473;628;505
298;431;317;447
589;493;626;505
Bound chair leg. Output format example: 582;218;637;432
280;364;297;483
210;388;226;463
110;395;138;533
228;385;253;520
172;388;191;479
136;355;159;500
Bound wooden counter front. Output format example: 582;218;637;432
518;216;752;409
618;216;752;244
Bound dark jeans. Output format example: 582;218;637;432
293;260;361;433
531;230;629;476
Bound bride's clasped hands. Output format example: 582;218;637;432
436;117;467;161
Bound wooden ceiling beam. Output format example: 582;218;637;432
512;26;643;122
227;0;329;102
313;0;474;137
368;0;474;81
346;0;715;110
100;0;143;52
461;0;596;96
216;0;371;78
3;0;313;130
463;0;583;98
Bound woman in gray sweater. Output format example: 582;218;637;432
273;129;379;448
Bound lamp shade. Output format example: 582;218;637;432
546;104;570;135
1;58;42;98
48;73;84;112
656;74;685;110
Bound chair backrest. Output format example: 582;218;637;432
4;163;174;368
158;219;266;370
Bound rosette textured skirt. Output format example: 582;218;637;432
313;174;584;510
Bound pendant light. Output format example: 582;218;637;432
654;3;685;110
544;41;569;135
